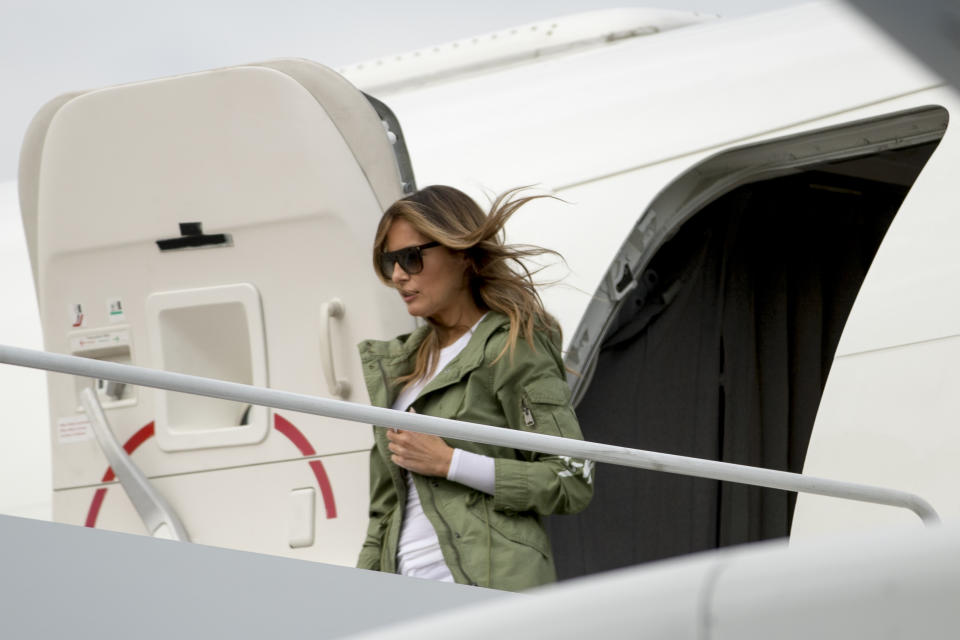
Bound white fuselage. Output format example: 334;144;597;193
1;1;958;567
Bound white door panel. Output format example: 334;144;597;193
53;450;371;565
24;61;415;492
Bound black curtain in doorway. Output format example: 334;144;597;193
548;171;904;579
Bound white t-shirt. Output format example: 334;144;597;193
392;315;495;581
391;321;476;414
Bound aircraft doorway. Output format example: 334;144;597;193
550;137;942;579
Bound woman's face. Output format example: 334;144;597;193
384;218;470;322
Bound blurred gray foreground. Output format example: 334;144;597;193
0;514;510;638
846;0;960;90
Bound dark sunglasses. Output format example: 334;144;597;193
378;241;440;279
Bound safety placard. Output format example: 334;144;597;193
57;415;93;444
69;328;130;354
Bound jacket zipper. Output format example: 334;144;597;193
379;359;471;583
522;398;535;427
427;481;474;585
377;359;406;574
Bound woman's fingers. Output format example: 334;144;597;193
385;428;453;477
386;428;405;454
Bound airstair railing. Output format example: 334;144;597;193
0;344;941;525
80;388;190;541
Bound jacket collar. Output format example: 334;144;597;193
358;312;509;408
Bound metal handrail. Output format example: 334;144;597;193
80;388;190;541
0;344;941;524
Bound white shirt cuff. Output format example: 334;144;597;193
446;448;496;495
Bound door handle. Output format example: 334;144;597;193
320;298;351;399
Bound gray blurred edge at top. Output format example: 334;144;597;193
845;0;960;90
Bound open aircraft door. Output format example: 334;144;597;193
18;59;416;563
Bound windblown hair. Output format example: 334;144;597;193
373;185;561;386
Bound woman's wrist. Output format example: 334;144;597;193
439;445;454;477
446;449;496;495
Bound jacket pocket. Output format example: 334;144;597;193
467;498;551;559
521;378;578;439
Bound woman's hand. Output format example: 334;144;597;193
386;427;454;477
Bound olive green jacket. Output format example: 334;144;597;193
356;312;594;592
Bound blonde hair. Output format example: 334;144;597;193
373;185;561;386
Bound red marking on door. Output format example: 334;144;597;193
85;423;155;526
274;414;337;519
84;415;338;527
273;413;316;456
85;488;108;527
102;422;156;482
309;461;338;519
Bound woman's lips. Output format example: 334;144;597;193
400;290;418;303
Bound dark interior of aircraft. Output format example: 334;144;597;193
547;140;941;580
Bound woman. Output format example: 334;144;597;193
356;185;593;592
